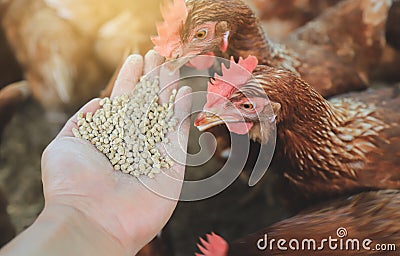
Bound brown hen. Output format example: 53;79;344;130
245;0;342;40
0;0;161;116
196;190;400;255
151;0;395;165
153;0;392;97
246;0;400;83
195;57;400;208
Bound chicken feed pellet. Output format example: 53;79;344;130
72;76;178;178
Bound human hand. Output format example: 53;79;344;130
41;50;192;255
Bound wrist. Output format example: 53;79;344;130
41;203;131;255
1;203;130;256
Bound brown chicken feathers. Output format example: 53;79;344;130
153;0;392;97
0;0;161;113
194;56;400;256
198;190;400;255
197;57;400;203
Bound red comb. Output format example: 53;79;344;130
195;232;229;256
151;0;188;58
208;56;258;99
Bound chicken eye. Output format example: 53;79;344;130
241;103;254;110
195;29;207;39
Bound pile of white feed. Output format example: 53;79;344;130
72;76;178;178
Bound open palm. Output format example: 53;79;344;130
41;50;192;254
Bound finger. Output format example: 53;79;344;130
143;50;165;80
56;98;101;139
173;86;193;130
158;64;180;105
165;85;193;179
111;54;144;98
137;86;192;200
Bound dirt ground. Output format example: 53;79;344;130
0;97;288;255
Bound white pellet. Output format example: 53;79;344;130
74;76;177;178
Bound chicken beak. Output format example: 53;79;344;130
165;56;192;74
194;111;225;131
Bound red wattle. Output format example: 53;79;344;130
226;122;254;135
187;52;216;69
